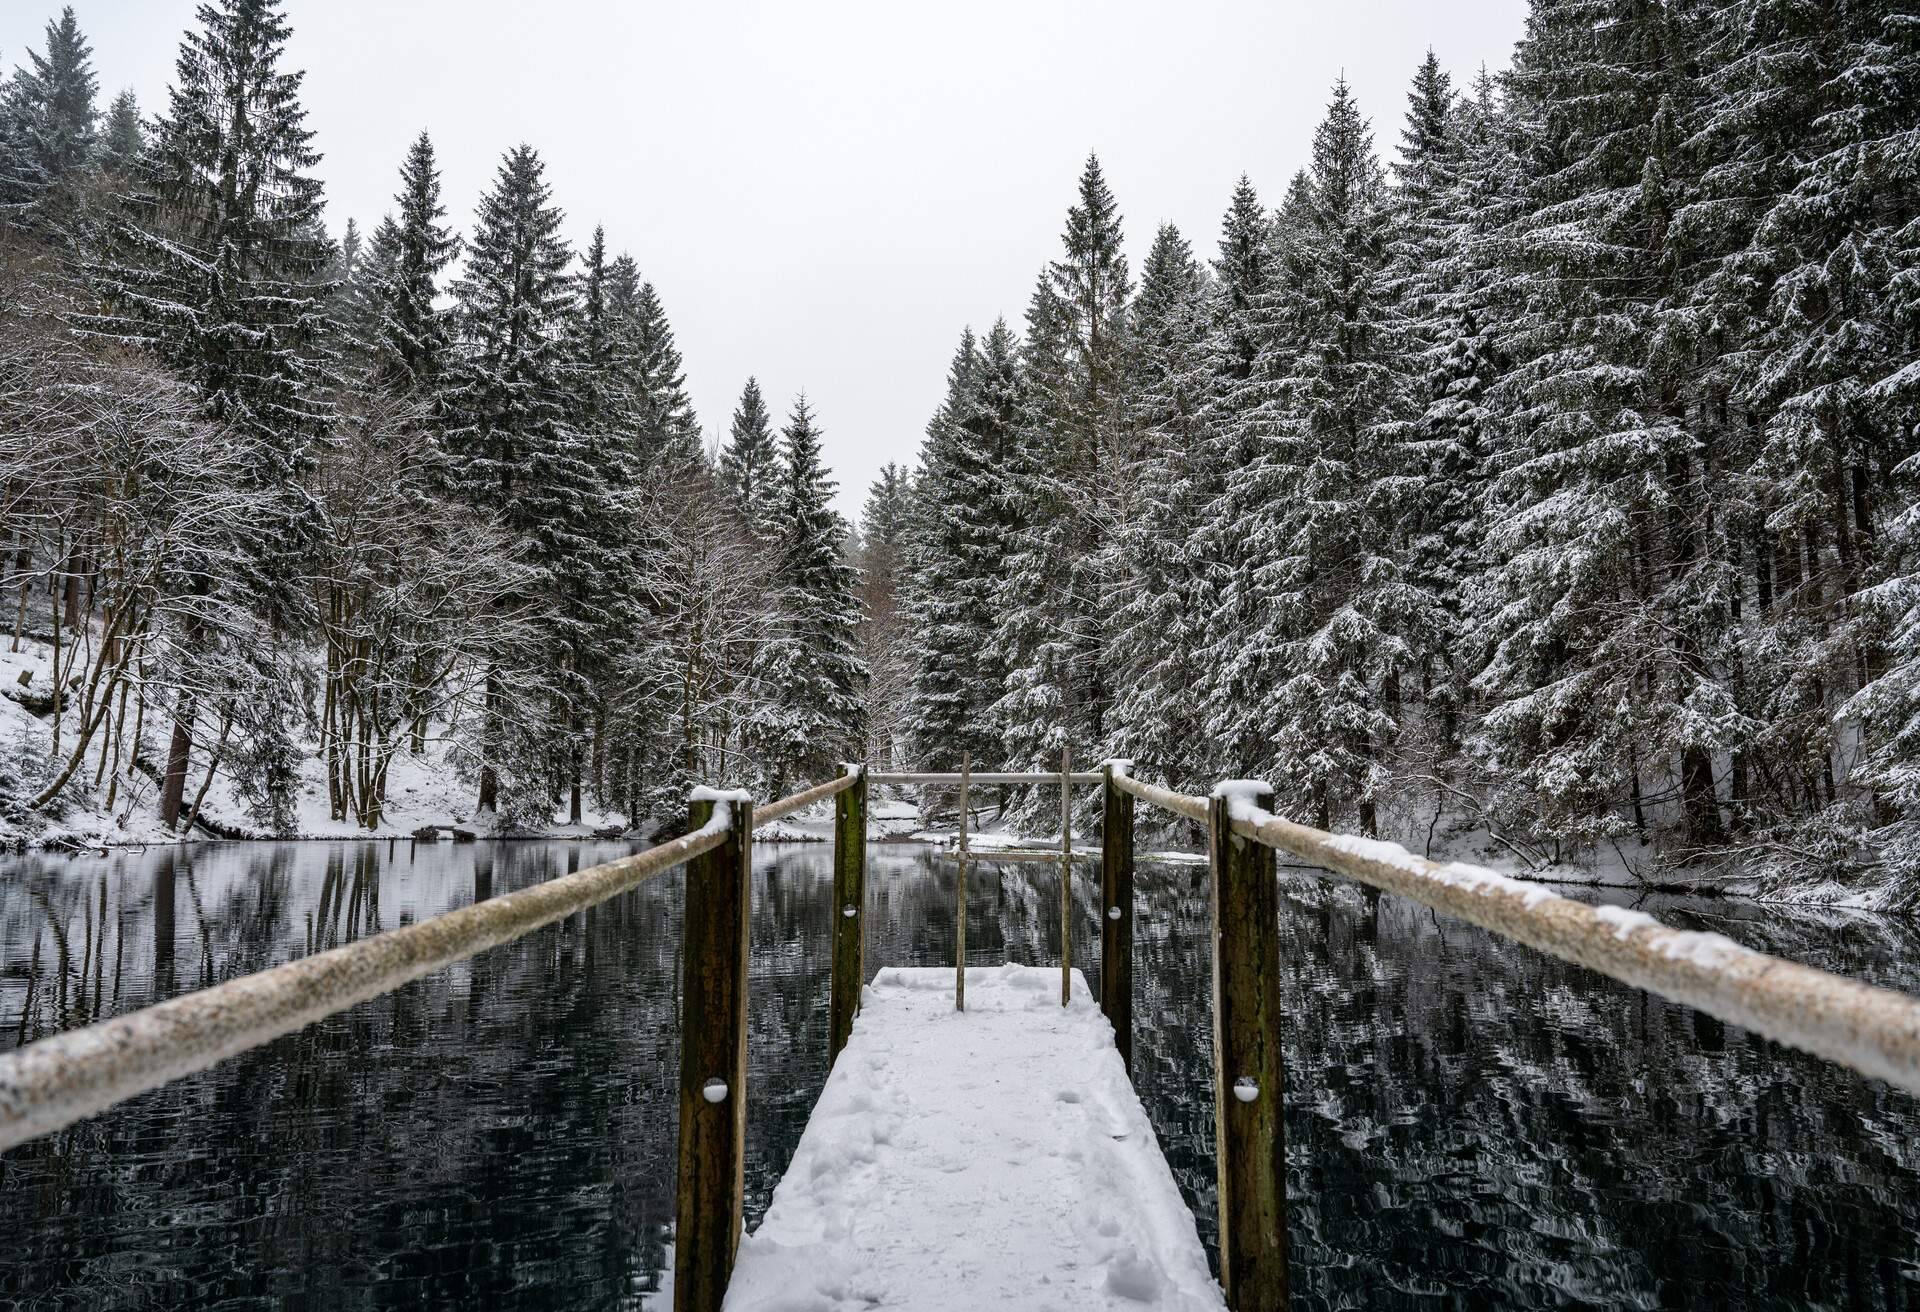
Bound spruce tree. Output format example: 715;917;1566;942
366;130;460;394
1106;222;1215;789
629;279;703;459
993;157;1133;777
1479;0;1730;848
718;377;779;526
901;327;1013;770
445;143;583;815
98;88;140;175
754;395;866;791
0;7;98;214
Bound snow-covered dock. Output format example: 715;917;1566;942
724;964;1225;1312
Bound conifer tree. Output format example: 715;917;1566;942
993;157;1133;777
1479;0;1730;847
366;130;460;394
754;396;866;791
98;88;140;175
81;0;335;829
629;279;702;459
902;327;1016;770
858;463;914;768
1106;223;1215;788
445;143;582;815
0;7;98;214
718;377;779;525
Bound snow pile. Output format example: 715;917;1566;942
724;964;1224;1312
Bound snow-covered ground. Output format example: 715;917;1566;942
0;632;629;848
724;964;1225;1312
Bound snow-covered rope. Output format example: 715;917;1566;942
1108;765;1208;825
0;806;739;1152
753;769;859;827
1120;772;1920;1096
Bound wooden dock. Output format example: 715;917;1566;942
723;964;1225;1312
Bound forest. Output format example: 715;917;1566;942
0;2;864;840
861;1;1920;905
3;1;1919;904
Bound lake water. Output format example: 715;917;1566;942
1;839;1917;1309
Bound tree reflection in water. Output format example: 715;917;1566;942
0;840;1916;1308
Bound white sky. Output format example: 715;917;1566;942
5;0;1528;520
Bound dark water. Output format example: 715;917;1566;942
1;840;1918;1309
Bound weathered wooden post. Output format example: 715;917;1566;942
1207;781;1287;1310
675;789;753;1312
955;751;970;1012
1100;762;1135;1072
1060;746;1072;1007
828;764;867;1064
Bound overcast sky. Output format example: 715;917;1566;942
5;0;1528;520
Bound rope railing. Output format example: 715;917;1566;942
753;769;860;827
1113;767;1920;1097
0;777;847;1155
868;770;1104;786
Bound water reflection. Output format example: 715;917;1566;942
0;840;1916;1309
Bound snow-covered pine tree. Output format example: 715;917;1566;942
1219;81;1416;834
1382;53;1492;774
718;376;780;527
1193;175;1292;781
1816;1;1920;893
990;276;1084;777
857;463;914;769
900;326;1016;771
365;130;461;395
753;395;866;792
1478;0;1733;850
1105;222;1216;791
98;88;140;176
628;278;703;460
0;7;98;217
80;0;336;828
445;143;582;817
562;224;659;821
992;156;1133;780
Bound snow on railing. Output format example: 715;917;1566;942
1113;771;1920;1097
0;777;839;1154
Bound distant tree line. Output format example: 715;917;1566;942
0;1;865;835
859;0;1920;901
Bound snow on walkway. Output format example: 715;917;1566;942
724;964;1225;1312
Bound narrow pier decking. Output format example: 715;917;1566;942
725;965;1224;1312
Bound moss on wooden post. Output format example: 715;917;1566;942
1207;782;1288;1309
829;765;868;1063
1100;763;1135;1073
675;791;753;1312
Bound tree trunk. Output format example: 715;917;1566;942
160;696;196;831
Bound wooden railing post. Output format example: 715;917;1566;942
1100;762;1134;1072
955;751;970;1011
829;764;868;1063
1207;782;1287;1309
675;790;753;1312
1060;745;1072;1007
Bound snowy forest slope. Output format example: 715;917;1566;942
853;3;1920;907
